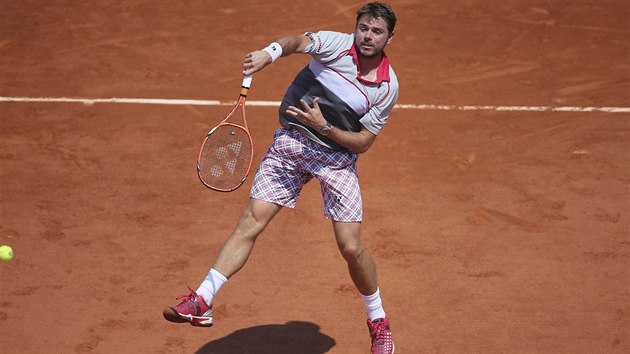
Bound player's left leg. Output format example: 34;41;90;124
333;222;395;354
310;141;394;352
332;221;377;295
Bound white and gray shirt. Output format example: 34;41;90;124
279;30;399;151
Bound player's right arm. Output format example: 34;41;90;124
242;34;312;76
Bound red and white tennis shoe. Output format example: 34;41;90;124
163;287;213;327
367;317;395;354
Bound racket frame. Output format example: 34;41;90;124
197;75;254;192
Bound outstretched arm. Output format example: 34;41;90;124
242;35;312;76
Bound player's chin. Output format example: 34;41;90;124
358;47;381;58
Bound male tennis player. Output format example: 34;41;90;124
164;3;398;353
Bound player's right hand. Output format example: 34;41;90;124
243;50;272;76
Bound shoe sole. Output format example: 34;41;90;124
373;341;395;353
163;307;213;327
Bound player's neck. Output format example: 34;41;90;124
358;53;383;82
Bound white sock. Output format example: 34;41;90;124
196;268;228;306
361;288;387;321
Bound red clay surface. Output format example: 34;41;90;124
1;1;629;353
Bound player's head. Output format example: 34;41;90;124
354;2;396;58
355;2;397;35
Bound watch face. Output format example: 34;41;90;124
320;122;332;135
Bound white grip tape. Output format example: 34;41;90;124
242;75;253;88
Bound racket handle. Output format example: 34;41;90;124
242;75;253;89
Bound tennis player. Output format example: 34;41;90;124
164;3;398;353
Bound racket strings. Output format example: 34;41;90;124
198;124;252;191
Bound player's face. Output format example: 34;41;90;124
354;15;393;58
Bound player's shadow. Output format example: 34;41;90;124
195;321;336;354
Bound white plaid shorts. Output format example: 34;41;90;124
250;128;363;222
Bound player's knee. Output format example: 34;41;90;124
234;205;269;238
340;242;365;264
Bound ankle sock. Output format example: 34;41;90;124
361;288;386;321
196;268;228;306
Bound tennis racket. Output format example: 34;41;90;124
197;75;254;192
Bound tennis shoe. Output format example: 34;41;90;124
367;317;395;354
163;287;213;327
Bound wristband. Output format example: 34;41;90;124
262;42;283;62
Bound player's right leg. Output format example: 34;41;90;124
213;198;283;278
163;128;308;327
162;198;282;326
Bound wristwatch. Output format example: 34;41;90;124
319;121;332;136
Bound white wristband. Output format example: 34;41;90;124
262;42;283;62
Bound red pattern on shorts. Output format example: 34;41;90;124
250;128;362;222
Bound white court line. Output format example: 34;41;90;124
1;96;629;113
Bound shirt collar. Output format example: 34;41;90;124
348;42;391;84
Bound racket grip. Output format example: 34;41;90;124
242;75;253;89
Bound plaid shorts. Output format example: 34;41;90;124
250;128;362;222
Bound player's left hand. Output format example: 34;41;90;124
286;98;328;131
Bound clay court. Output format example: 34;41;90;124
1;1;628;353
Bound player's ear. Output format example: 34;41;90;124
386;31;394;45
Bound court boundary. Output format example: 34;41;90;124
1;96;629;113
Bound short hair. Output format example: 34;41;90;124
355;2;397;34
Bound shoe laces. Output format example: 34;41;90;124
175;287;197;303
369;319;390;341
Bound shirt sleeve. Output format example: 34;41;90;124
359;70;399;135
303;31;353;63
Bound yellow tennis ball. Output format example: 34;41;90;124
0;245;14;261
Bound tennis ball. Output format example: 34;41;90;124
0;245;14;261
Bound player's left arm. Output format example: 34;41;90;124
286;98;377;154
325;124;377;154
